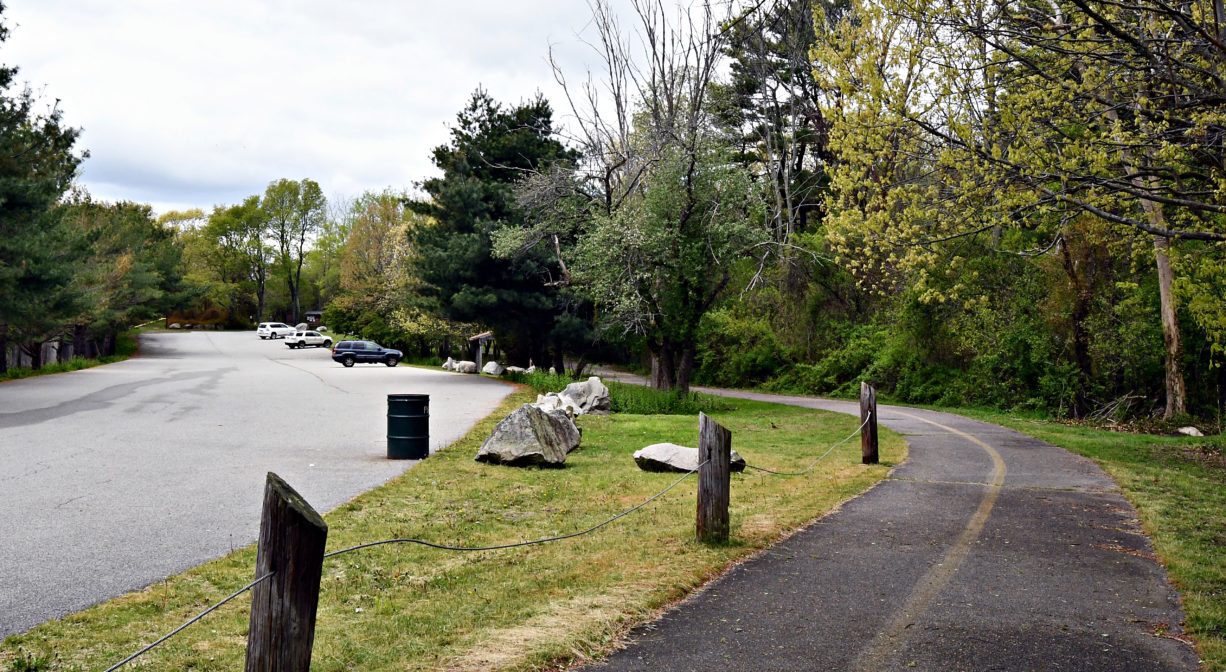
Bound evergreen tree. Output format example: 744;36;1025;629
0;5;85;371
407;90;577;367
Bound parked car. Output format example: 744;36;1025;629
285;331;333;349
257;322;296;339
330;340;403;367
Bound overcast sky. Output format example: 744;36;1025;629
4;1;617;215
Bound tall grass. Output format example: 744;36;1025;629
502;370;731;415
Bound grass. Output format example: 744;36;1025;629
0;389;903;671
0;332;139;383
948;407;1226;670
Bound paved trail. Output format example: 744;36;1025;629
585;380;1199;671
0;332;511;637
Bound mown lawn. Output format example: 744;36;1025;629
950;408;1226;671
1;388;903;671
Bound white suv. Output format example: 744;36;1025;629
285;330;333;349
257;322;295;339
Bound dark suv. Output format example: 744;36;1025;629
330;340;403;367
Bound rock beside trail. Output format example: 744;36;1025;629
483;361;506;376
476;404;581;467
506;366;526;374
1177;426;1205;437
454;360;478;374
442;357;456;371
534;392;582;416
561;377;611;415
633;443;746;473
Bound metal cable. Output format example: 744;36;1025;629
744;412;872;476
105;571;275;671
324;459;710;559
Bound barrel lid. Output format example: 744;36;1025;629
387;393;430;401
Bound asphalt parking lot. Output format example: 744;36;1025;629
0;331;512;637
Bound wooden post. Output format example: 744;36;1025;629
860;381;879;465
696;413;732;544
245;473;328;672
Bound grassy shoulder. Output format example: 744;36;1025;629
947;407;1226;670
0;330;145;383
1;389;904;671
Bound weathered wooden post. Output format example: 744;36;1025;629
245;473;328;672
860;381;879;465
696;413;732;544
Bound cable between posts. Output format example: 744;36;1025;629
324;459;710;559
105;571;275;671
103;458;710;669
744;411;872;476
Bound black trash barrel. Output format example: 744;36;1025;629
387;394;429;459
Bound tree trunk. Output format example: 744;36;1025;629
0;324;7;374
102;332;116;357
1059;240;1092;418
675;343;696;395
1153;235;1187;418
73;324;88;361
650;343;676;390
25;342;43;370
551;347;565;377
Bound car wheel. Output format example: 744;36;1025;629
342;355;355;368
259;335;267;340
385;355;400;367
297;341;306;348
321;341;332;348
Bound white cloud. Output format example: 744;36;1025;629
3;0;611;214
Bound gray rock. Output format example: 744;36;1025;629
454;360;478;374
633;443;746;473
534;392;582;416
295;323;308;330
476;404;581;467
506;366;526;374
168;323;181;329
482;361;506;376
442;357;456;371
561;376;611;415
1177;426;1205;437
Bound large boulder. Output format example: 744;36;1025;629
482;361;506;376
561;376;611;415
633;443;746;473
454;360;478;374
476;404;581;467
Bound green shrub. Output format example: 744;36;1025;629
502;371;731;415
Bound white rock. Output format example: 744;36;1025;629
1177;426;1204;437
455;360;478;374
632;443;746;473
548;367;557;375
560;376;611;415
482;361;506;376
168;323;181;329
442;357;456;371
526;365;537;374
475;404;581;467
534;392;582;417
506;366;526;374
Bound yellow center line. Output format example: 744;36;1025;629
850;410;1007;671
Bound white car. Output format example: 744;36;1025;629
256;322;296;339
285;330;333;349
